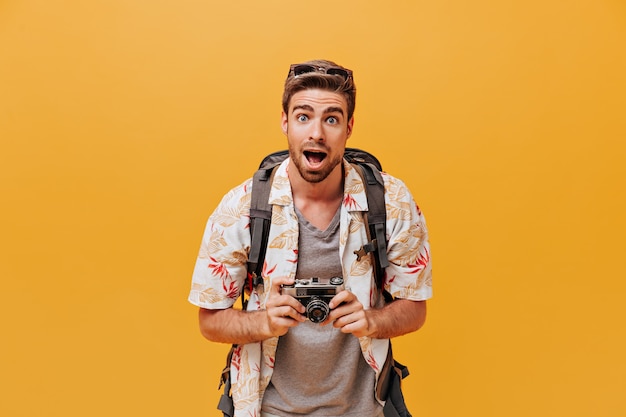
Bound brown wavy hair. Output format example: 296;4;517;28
282;59;357;121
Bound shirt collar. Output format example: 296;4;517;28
268;158;369;212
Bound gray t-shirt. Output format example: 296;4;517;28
262;207;382;416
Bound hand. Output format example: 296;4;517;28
264;276;306;337
322;289;376;338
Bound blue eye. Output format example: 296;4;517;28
327;116;338;124
297;114;308;122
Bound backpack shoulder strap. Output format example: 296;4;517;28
247;164;277;289
351;162;389;292
242;153;290;308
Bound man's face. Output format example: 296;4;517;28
282;88;354;184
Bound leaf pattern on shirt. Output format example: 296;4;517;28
350;254;372;276
231;378;259;413
232;344;263;413
391;283;418;300
341;212;363;245
398;221;426;243
387;201;413;221
197;287;223;304
269;193;292;208
201;229;247;267
231;248;248;265
198;229;225;259
209;256;231;279
212;206;246;227
358;337;380;372
349;214;364;234
270;206;290;226
384;178;408;201
388;227;426;266
271;172;290;189
345;176;365;195
343;193;360;210
211;188;251;227
268;229;298;250
207;229;228;253
262;338;278;369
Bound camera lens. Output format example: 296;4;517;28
306;297;330;323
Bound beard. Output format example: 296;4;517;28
288;142;343;184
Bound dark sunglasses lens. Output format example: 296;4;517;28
327;68;349;79
293;65;316;77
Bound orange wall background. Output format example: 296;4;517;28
1;1;625;416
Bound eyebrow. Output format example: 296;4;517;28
292;104;345;116
292;104;314;113
324;106;345;116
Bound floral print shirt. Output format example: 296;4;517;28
188;158;432;417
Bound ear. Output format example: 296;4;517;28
346;116;355;139
281;111;288;135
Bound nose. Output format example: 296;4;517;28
309;118;324;142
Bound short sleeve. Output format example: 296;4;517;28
188;179;252;309
383;175;432;301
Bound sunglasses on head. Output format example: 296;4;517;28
288;64;353;80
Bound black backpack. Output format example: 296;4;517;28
217;148;412;417
245;147;389;300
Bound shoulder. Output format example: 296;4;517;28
381;172;428;228
210;177;254;220
381;172;414;203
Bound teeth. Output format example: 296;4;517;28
305;151;326;164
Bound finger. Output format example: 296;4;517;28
265;294;306;318
329;289;355;309
287;306;307;321
337;318;368;336
269;276;295;297
283;296;307;316
324;296;364;326
333;310;369;334
269;305;306;326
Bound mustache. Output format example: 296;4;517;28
301;142;329;152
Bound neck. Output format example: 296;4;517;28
288;160;344;203
288;160;344;230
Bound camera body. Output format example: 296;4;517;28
282;276;345;323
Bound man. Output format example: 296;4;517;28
188;59;432;417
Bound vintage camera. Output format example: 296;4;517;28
282;276;345;323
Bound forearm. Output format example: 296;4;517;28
365;299;427;339
198;307;272;344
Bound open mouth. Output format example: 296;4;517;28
304;150;327;166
